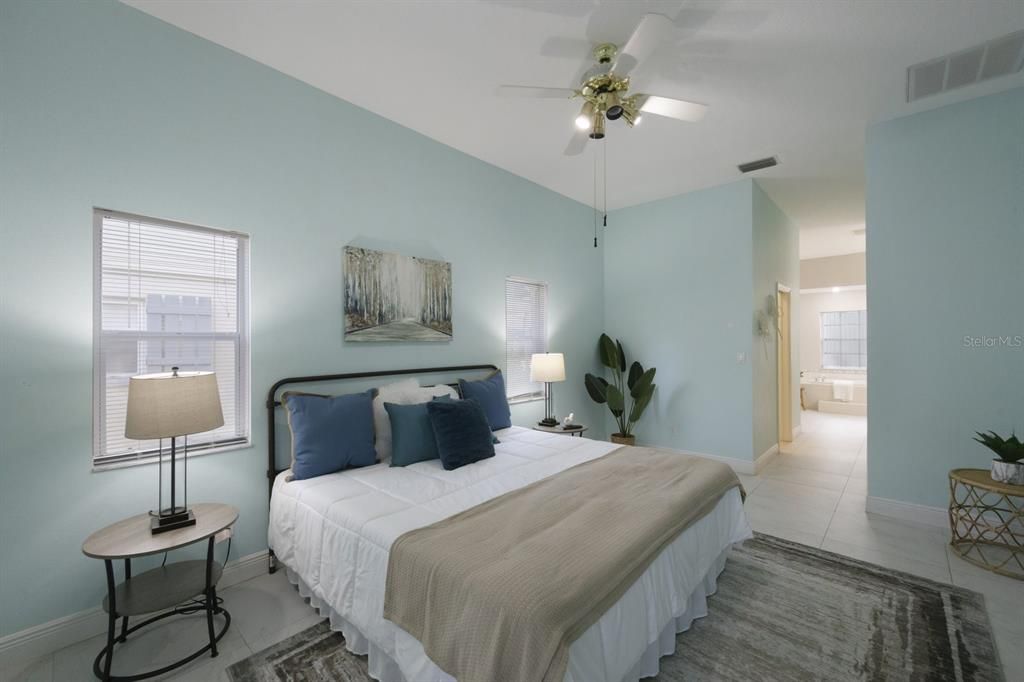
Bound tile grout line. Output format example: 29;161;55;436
819;433;864;548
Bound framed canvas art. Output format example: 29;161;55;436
344;246;452;342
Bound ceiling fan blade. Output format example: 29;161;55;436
496;85;576;99
612;13;674;75
564;130;589;156
637;94;708;122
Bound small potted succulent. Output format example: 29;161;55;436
973;430;1024;485
584;333;656;446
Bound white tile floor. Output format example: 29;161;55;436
6;410;1022;680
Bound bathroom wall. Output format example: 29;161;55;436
799;289;867;374
800;253;866;290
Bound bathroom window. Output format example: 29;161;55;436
821;310;866;369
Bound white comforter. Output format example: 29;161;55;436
269;426;752;682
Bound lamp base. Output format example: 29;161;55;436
537;417;559;427
150;508;196;534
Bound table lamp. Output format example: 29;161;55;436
125;367;224;534
530;353;565;427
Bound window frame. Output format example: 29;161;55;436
504;276;548;404
819;309;867;371
92;208;252;470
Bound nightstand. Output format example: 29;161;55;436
533;423;588;437
82;502;238;681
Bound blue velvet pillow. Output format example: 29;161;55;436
458;371;512;430
385;396;452;467
284;389;377;480
426;398;496;471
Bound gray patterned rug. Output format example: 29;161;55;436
227;534;1004;681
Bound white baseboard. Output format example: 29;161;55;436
667;448;759;475
866;496;948;529
0;550;269;670
754;444;779;474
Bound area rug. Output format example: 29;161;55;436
227;534;1004;681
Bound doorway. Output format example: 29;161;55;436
777;285;793;443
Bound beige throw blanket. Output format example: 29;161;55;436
383;446;744;682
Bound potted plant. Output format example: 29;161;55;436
584;333;656;446
973;430;1024;485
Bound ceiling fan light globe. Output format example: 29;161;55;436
575;114;592;130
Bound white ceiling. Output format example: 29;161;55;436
125;0;1024;259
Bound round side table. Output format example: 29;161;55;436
533;423;588;437
948;469;1023;580
82;502;238;681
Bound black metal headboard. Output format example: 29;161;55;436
264;364;498;573
265;364;499;500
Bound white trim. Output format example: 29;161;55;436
755;443;780;474
865;496;948;529
648;446;759;475
0;550;269;670
91;438;252;473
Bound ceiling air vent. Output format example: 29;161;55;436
737;156;778;174
907;30;1024;102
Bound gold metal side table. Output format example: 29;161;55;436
948;468;1024;580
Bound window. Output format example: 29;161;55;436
821;310;866;369
94;209;250;466
505;277;547;401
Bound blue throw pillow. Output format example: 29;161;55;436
426;398;496;471
284;390;377;480
458;371;512;430
386;396;452;467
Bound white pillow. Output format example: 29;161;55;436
372;378;422;462
420;384;458;400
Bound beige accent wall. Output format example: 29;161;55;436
800;252;865;289
799;289;867;373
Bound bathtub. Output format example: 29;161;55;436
800;373;867;415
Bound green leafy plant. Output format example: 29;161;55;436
973;431;1024;463
584;333;657;438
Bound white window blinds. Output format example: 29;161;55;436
94;209;250;466
505;277;547;401
821;310;867;369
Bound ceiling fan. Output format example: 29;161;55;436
497;13;708;156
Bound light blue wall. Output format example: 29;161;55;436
604;181;756;461
0;0;604;636
866;87;1024;508
751;184;801;458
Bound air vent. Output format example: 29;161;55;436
908;30;1024;102
737;156;778;174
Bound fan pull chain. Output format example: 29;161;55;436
593;141;599;248
603;139;608;232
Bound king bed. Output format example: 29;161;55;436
266;366;752;682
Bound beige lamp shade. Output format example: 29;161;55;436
125;371;225;439
530;353;566;383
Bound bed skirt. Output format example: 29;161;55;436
283;547;731;682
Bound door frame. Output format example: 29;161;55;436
776;283;793;444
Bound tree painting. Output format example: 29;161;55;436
344;246;453;342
